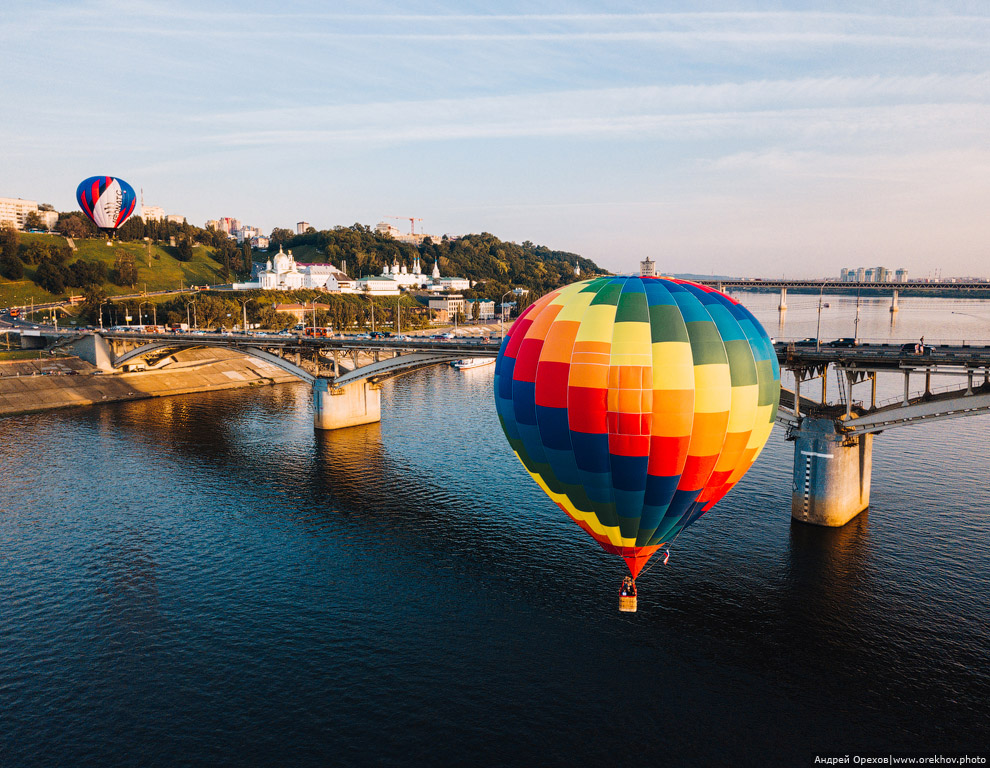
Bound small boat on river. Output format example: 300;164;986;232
451;358;494;370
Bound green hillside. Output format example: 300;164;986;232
0;233;224;305
62;237;223;293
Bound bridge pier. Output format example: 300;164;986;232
778;287;787;311
889;289;899;313
791;418;872;527
313;377;381;430
70;334;115;371
19;333;46;350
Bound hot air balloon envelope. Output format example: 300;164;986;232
494;276;780;578
76;176;137;231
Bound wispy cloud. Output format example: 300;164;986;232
188;74;990;150
4;4;988;48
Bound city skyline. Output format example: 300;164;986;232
3;1;989;277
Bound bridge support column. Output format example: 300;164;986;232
69;334;115;371
19;334;46;350
889;289;899;313
778;287;787;311
791;418;872;527
313;377;381;430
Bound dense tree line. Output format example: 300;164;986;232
273;225;603;302
81;290;431;332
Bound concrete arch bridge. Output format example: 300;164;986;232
66;330;500;429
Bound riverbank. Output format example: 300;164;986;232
0;348;299;416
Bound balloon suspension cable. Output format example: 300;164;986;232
636;527;684;578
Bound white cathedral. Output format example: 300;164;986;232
378;256;434;289
232;246;469;293
232;246;354;292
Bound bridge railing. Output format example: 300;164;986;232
871;380;988;411
777;337;990;347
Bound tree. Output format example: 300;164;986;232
268;228;294;251
110;250;138;286
175;238;194;262
117;216;146;241
21;241;47;265
24;211;43;231
66;260;109;287
0;249;23;280
79;286;107;324
35;259;69;294
56;212;97;238
0;225;19;259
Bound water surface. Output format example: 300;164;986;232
1;297;988;766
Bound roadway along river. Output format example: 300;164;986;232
1;294;988;766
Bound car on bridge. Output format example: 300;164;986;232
828;338;861;348
901;342;937;355
791;337;818;346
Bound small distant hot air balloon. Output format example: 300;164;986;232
76;176;137;236
494;275;780;611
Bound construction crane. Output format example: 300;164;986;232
386;216;423;235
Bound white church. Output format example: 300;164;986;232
233;246;471;295
233;247;355;292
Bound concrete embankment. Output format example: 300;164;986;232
0;348;299;417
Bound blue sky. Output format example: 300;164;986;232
3;1;989;277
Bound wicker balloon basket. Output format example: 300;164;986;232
618;595;638;613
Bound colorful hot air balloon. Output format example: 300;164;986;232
494;275;780;602
76;176;137;234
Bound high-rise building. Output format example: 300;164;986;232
0;197;39;229
297;221;311;234
141;205;165;222
856;267;865;282
840;268;849;281
895;268;909;283
216;217;240;235
640;257;657;277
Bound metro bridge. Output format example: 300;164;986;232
9;325;990;530
693;278;990;313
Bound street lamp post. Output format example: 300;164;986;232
815;280;829;352
854;288;861;343
499;290;513;339
238;298;250;333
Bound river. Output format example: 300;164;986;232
1;294;988;766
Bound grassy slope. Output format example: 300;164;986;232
0;233;224;305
